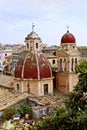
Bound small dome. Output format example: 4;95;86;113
25;31;41;40
14;51;52;79
61;31;76;44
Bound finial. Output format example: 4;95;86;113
32;23;35;32
67;25;69;32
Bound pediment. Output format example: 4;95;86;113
57;50;69;57
67;49;80;56
57;49;80;57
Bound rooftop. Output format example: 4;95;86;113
0;75;66;111
0;74;15;88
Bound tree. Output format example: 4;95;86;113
2;107;16;121
34;61;87;130
17;103;33;119
65;60;87;129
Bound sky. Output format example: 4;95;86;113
0;0;87;46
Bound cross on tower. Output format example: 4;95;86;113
67;25;69;32
32;23;35;32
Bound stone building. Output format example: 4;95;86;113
78;46;87;61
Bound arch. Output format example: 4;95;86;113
63;58;66;71
16;83;20;93
36;43;38;49
71;58;74;71
60;58;62;71
60;58;66;72
27;43;29;49
75;58;77;64
75;58;77;70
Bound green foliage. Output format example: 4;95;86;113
2;107;16;120
77;111;87;130
17;103;33;119
34;61;87;130
75;60;87;92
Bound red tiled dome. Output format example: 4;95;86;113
61;31;76;44
14;51;52;79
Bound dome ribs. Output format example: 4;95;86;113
15;51;52;80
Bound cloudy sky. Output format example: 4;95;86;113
0;0;87;46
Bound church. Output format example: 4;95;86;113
14;30;54;96
13;27;82;96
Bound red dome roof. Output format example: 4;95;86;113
61;31;76;44
14;51;52;79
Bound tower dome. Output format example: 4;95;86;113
61;30;76;44
25;31;41;41
14;51;52;79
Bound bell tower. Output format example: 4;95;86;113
25;23;42;52
57;30;80;94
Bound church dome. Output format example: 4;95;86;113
25;31;41;40
61;31;76;44
14;51;52;79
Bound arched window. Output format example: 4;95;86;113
73;46;75;49
36;43;38;48
60;59;62;71
44;84;48;94
71;58;74;71
75;58;77;64
63;59;66;71
27;43;29;49
17;83;20;91
52;60;55;64
75;58;77;70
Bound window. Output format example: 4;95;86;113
17;83;20;91
27;43;29;49
40;109;43;115
36;43;38;49
73;46;75;49
13;63;17;69
71;58;74;71
52;60;55;64
63;59;66;71
44;84;48;94
5;54;7;56
75;58;77;64
75;58;77;70
60;59;62;71
13;56;18;60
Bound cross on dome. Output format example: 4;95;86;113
67;25;69;32
32;23;35;32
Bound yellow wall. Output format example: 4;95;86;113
14;77;54;96
57;73;78;94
